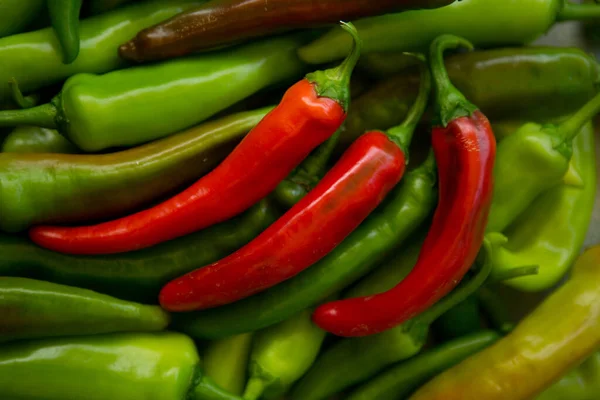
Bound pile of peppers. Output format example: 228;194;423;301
0;1;599;399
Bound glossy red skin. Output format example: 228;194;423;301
313;111;496;337
29;80;344;255
159;131;405;312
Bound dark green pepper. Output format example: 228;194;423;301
0;107;270;232
347;331;500;400
47;0;83;64
537;352;600;400
1;126;78;153
0;199;277;303
0;332;242;400
0;277;169;343
432;295;483;341
341;47;599;149
173;152;438;339
0;0;45;38
0;34;304;151
0;0;204;105
89;0;137;15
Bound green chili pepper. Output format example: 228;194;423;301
298;0;600;64
490;122;597;291
173;152;438;339
0;332;243;400
0;277;169;343
289;238;494;400
537;352;600;400
47;0;83;64
0;0;203;105
477;285;515;334
341;47;600;149
243;309;327;400
0;107;270;232
432;296;483;341
89;0;137;15
0;199;277;303
0;35;304;152
0;0;45;38
486;92;600;234
409;244;600;400
204;333;254;396
347;331;500;400
2;126;78;154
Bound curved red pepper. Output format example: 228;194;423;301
159;61;432;312
313;35;496;337
29;24;362;255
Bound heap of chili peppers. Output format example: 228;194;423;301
0;1;599;400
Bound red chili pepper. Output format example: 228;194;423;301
28;23;362;256
312;35;497;337
158;60;432;312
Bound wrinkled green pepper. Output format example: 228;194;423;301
0;200;277;303
491;123;597;291
0;107;270;232
0;332;242;400
409;244;600;400
347;331;500;400
0;0;203;105
0;0;45;38
0;34;304;151
537;352;600;400
0;277;169;343
341;47;599;149
1;126;78;154
204;333;254;396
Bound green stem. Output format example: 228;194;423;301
429;34;478;127
242;377;265;400
557;1;600;21
386;58;431;155
490;265;539;282
8;78;40;109
305;22;362;111
0;103;58;129
191;375;244;400
418;239;493;326
557;92;600;144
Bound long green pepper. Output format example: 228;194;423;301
204;333;254;396
47;0;83;64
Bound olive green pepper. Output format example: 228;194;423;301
341;47;599;149
0;0;204;105
0;34;305;151
0;277;169;343
0;0;45;38
0;107;270;232
0;332;242;400
204;333;253;396
0;200;277;303
1;126;78;153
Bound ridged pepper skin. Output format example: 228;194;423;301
172;155;437;339
0;34;305;151
0;0;203;104
0;108;270;233
0;200;277;303
0;332;241;400
298;0;600;64
0;0;45;38
409;244;600;400
0;277;169;343
119;0;452;62
1;126;78;154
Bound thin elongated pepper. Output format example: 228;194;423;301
0;33;305;152
408;244;600;400
204;333;253;396
0;200;277;303
119;0;453;62
0;108;271;233
0;0;204;104
172;153;437;339
298;0;600;64
30;23;361;255
159;53;427;312
47;0;83;64
0;277;169;343
313;35;496;337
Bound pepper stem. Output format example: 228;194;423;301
430;34;478;127
557;0;600;21
556;92;600;144
8;78;40;109
490;265;539;282
0;102;58;129
386;56;431;155
242;377;266;400
305;22;362;111
417;238;493;326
